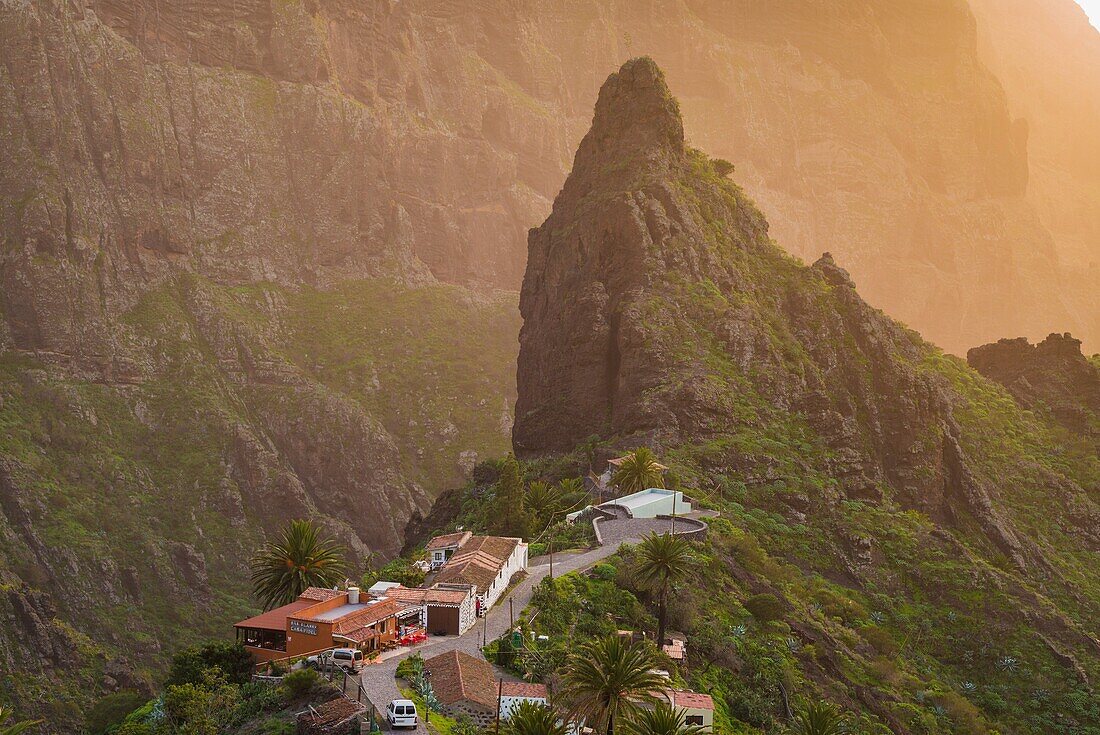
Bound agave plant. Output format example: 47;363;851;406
786;637;801;653
870;611;887;625
729;624;747;637
997;655;1020;672
960;681;976;694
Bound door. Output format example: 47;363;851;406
426;604;460;635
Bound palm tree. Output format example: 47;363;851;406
611;448;665;495
250;519;347;609
526;480;567;523
504;701;569;735
561;636;666;735
635;532;694;646
557;477;590;508
0;707;41;735
793;702;849;735
622;703;704;735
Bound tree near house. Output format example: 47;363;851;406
561;636;666;735
525;480;567;524
250;519;347;610
503;701;569;735
635;532;695;646
792;702;849;735
0;707;41;735
492;455;533;538
622;703;704;735
611;448;665;494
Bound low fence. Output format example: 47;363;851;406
655;514;708;541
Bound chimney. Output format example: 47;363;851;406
348;586;360;604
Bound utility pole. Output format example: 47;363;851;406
495;678;503;734
509;597;514;628
549;537;554;579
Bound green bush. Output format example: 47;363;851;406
260;717;296;735
396;653;424;680
166;641;254;686
86;691;148;735
281;668;319;699
744;593;785;624
591;563;617;580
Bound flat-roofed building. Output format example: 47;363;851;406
234;586;419;662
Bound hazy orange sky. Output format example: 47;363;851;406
1078;0;1100;28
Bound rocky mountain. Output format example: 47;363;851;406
2;0;1099;727
968;333;1100;440
516;57;1100;733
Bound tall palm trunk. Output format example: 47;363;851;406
607;709;614;735
657;583;668;646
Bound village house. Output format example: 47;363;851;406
233;586;421;662
385;583;477;636
426;532;528;614
499;681;549;719
659;689;714;732
422;650;500;728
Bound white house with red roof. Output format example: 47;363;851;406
659;689;714;731
499;681;549;720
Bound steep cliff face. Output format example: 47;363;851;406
516;58;1100;733
2;1;1094;359
968;333;1100;439
969;0;1100;345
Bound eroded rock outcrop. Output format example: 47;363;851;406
517;54;1055;579
516;58;1100;730
968;333;1100;438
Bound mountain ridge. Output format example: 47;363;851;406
514;56;1100;733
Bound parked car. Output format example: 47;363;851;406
305;648;365;673
387;699;418;729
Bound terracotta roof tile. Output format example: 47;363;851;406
501;682;547;699
432;535;522;594
426;531;472;551
329;598;402;634
300;587;344;602
424;650;498;711
665;689;714;710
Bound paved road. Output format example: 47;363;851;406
354;515;705;733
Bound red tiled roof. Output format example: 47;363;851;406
389;585;473;606
426;531;472;551
423;650;498;711
433;535;521;593
501;682;547;699
328;598;402;634
300;587;344;602
665;689;714;710
337;627;380;644
235;599;317;631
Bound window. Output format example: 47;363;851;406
686;716;704;726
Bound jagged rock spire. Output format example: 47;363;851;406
589;57;683;152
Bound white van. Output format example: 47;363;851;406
387;699;418;729
306;647;365;673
